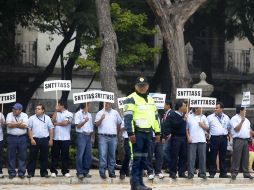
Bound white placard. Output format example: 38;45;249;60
73;90;114;104
190;97;217;108
118;97;127;109
0;92;16;104
149;93;166;109
241;91;251;107
176;88;202;99
44;80;71;92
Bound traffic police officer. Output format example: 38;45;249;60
124;76;160;190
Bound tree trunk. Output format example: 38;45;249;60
19;23;76;110
60;29;82;101
146;0;207;100
95;0;119;109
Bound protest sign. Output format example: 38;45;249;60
241;91;251;107
73;90;114;104
190;97;217;108
149;93;166;109
176;88;202;99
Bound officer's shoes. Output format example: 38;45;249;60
131;184;152;190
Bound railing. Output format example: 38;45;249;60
186;47;251;74
16;39;37;67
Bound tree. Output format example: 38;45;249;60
146;0;207;99
95;0;119;108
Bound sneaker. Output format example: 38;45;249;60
148;174;154;180
64;173;72;178
18;175;25;179
156;173;164;179
51;173;56;178
84;174;92;178
9;175;15;179
0;173;4;178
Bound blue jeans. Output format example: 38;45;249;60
98;134;117;175
7;135;27;176
76;133;92;175
163;138;171;169
120;138;131;175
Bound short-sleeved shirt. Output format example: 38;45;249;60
6;112;28;136
207;113;230;136
74;110;93;133
121;120;128;138
230;114;251;139
28;114;54;138
53;110;73;140
0;113;5;141
187;113;208;143
95;108;122;135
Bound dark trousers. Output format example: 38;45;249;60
163;138;171;170
131;132;151;186
50;140;70;175
0;140;3;174
209;135;228;175
7;135;27;176
120;138;131;176
231;138;250;176
169;136;187;175
147;138;164;175
27;137;49;176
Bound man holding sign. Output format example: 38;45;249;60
0;111;5;178
95;102;122;179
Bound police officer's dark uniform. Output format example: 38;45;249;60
124;77;160;190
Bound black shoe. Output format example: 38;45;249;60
18;175;25;179
9;175;15;179
231;174;236;180
141;184;152;190
199;174;207;179
41;173;49;178
126;171;130;177
84;174;92;178
164;169;170;174
109;173;116;178
27;174;33;178
179;173;187;178
209;174;215;178
169;174;177;179
77;174;84;179
100;174;107;179
131;184;148;190
188;175;194;179
120;174;125;180
219;174;231;178
244;175;254;179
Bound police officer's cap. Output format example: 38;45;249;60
135;76;148;86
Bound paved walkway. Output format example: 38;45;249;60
0;169;254;185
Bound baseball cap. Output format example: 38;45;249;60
135;76;148;86
12;103;23;110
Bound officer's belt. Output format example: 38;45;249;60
134;126;152;133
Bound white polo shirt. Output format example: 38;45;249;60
0;113;5;141
74;110;93;133
95;108;122;135
28;114;54;138
187;113;208;143
53;110;73;140
230;114;251;139
207;113;230;136
6;112;28;136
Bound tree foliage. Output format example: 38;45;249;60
76;3;159;72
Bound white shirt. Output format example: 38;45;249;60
6;112;28;135
95;108;122;135
74;110;93;133
121;120;128;138
187;113;208;143
230;114;251;139
28;114;54;138
53;110;73;140
207;113;230;136
0;113;5;141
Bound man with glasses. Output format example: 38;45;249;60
27;103;54;178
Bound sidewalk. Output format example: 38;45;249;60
1;169;254;185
